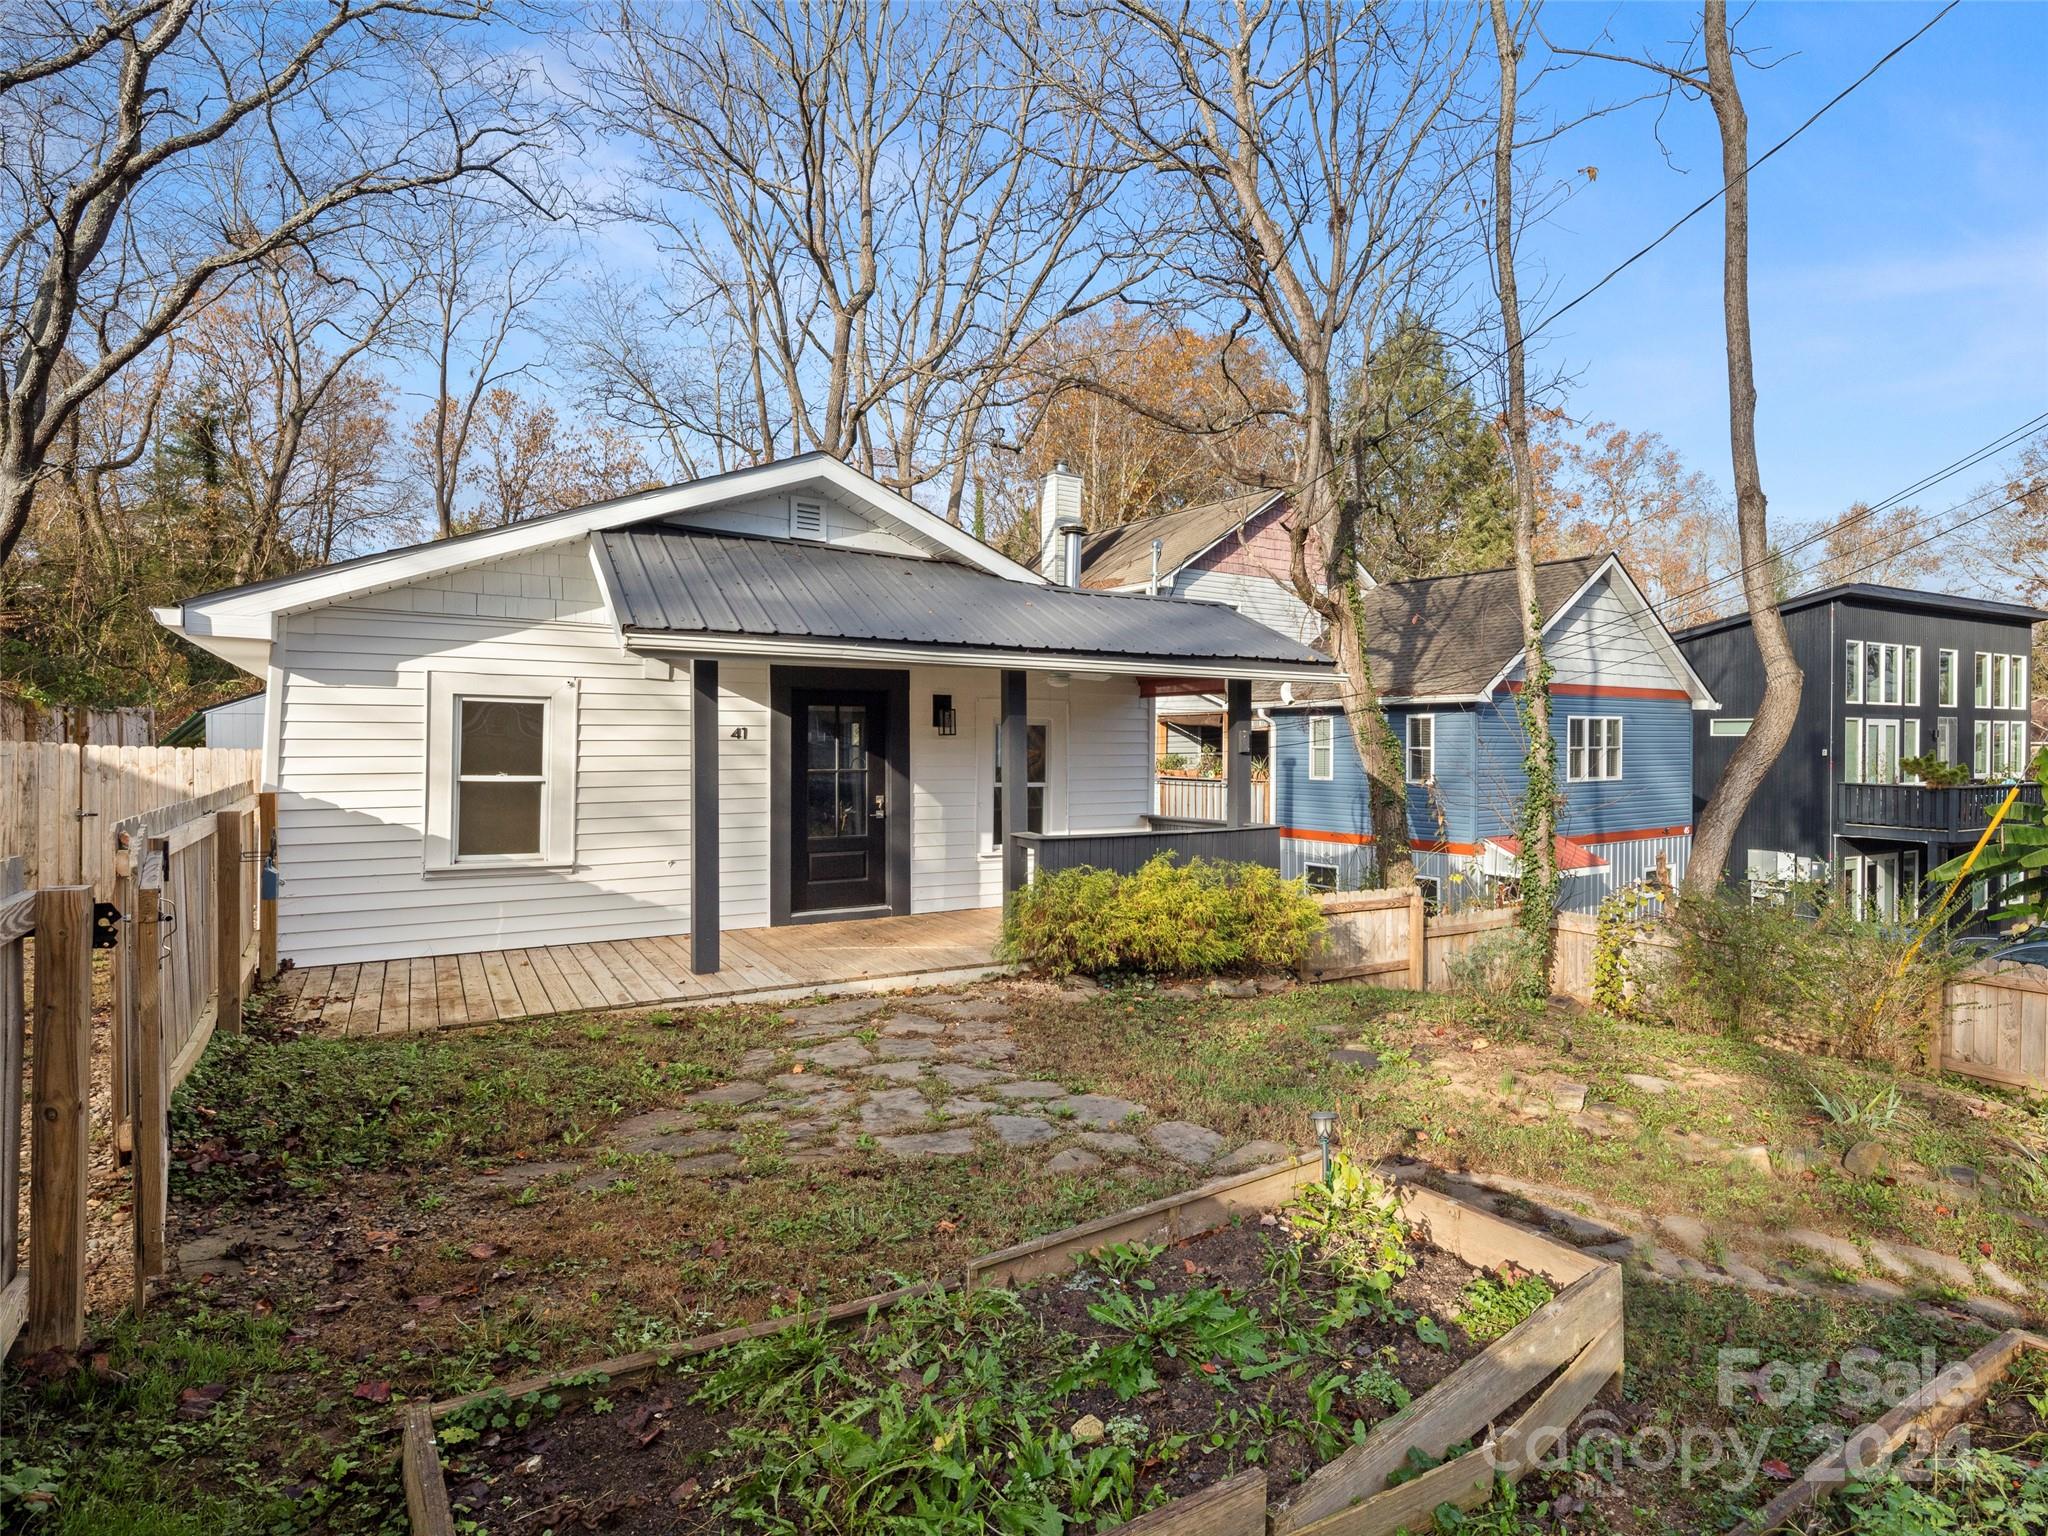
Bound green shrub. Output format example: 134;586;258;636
1646;884;1963;1070
1443;927;1548;1023
998;853;1324;977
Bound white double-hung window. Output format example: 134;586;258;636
1308;715;1334;781
425;671;578;871
1405;715;1435;784
1567;716;1623;781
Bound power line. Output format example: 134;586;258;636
1526;1;1963;344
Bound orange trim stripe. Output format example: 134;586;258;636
1280;825;1688;851
1501;681;1693;701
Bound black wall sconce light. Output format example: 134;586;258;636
932;694;958;735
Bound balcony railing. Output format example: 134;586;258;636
1155;773;1272;823
1836;780;2043;835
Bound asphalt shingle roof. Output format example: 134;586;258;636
1078;491;1284;590
594;526;1335;669
1255;554;1609;703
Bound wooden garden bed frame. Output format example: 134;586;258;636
1727;1327;2047;1536
401;1154;1623;1536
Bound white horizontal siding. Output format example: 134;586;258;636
275;543;695;967
274;542;1157;967
1173;568;1322;645
659;490;933;558
1510;574;1691;692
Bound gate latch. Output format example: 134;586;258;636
92;901;122;949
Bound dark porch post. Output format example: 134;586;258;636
691;658;720;974
1225;678;1253;828
1000;668;1029;896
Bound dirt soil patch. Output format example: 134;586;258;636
438;1205;1523;1532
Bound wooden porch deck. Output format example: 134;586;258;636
276;907;1006;1035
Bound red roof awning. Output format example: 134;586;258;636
1481;834;1609;877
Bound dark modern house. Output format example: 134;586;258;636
1674;583;2046;922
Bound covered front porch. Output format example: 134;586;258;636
281;906;1005;1034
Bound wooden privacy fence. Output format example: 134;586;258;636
1304;898;2045;1094
1942;963;2048;1091
0;743;258;894
111;787;278;1311
0;860;95;1360
1301;889;1531;991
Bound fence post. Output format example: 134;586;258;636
215;808;244;1033
0;858;24;1347
133;879;169;1309
110;837;136;1149
1408;884;1427;990
26;885;91;1355
257;791;278;983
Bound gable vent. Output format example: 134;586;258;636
789;498;826;540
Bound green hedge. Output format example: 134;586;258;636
999;854;1324;977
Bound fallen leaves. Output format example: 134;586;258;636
351;1379;391;1403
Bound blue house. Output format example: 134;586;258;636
1265;553;1719;912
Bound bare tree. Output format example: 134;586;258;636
1487;0;1560;969
1557;2;1803;898
180;237;419;582
403;199;565;538
581;0;1141;516
0;0;551;569
1048;1;1488;885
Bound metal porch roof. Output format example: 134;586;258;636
593;527;1334;671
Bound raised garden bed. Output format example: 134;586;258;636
402;1154;1621;1536
1730;1327;2047;1535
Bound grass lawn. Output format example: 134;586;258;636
2;975;2041;1533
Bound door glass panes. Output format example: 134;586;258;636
1864;719;1898;786
806;704;869;838
993;722;1048;842
456;699;545;856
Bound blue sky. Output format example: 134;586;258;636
1514;1;2047;533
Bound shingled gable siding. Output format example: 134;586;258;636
270;539;1156;968
1171;500;1322;645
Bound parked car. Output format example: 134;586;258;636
1956;932;2048;969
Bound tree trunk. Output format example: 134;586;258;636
1489;0;1558;975
1685;0;1803;897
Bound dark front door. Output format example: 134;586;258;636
790;688;889;913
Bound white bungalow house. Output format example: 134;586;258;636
155;455;1332;982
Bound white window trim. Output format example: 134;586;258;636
1709;717;1752;738
977;698;1068;856
1566;715;1624;782
1303;860;1339;892
1975;652;1991;708
1308;714;1335;781
1938;649;1957;708
424;669;578;874
1902;644;1920;707
1845;716;1862;782
1973;719;1990;777
1844;639;1863;705
1405;713;1436;785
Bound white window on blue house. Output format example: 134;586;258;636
1308;715;1334;781
1567;716;1622;781
1304;861;1338;892
1405;715;1435;783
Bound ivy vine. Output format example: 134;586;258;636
1511;597;1562;994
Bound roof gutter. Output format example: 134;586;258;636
623;630;1337;683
